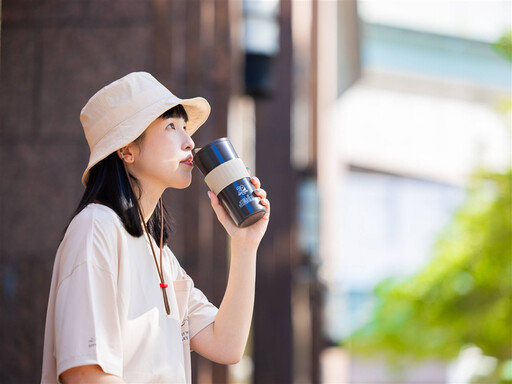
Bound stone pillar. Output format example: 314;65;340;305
252;1;297;383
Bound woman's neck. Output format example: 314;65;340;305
139;188;164;223
123;164;165;223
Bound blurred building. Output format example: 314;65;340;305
320;1;511;383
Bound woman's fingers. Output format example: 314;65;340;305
250;176;261;190
259;198;270;219
253;188;267;200
250;177;268;217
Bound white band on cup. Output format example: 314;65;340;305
204;158;250;195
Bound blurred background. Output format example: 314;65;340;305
0;1;510;383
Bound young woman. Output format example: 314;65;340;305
41;72;270;383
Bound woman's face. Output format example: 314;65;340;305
128;116;195;191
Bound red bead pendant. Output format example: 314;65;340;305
160;283;168;288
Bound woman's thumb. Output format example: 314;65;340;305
207;191;223;217
208;191;230;222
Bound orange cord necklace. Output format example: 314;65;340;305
138;198;171;315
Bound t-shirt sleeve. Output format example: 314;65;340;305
164;248;219;343
53;209;123;380
186;275;219;339
169;255;218;340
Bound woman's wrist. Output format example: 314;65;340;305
230;238;259;258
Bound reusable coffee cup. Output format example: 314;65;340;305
194;137;267;228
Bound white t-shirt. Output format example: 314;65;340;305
41;203;218;383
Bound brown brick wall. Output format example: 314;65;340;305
0;1;233;382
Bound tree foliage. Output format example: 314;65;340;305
493;30;512;62
348;169;512;367
493;30;512;115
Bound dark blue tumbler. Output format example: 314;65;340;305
193;138;267;227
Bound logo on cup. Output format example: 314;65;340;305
236;185;249;197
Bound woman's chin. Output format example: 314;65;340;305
171;177;192;189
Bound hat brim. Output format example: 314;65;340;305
81;95;210;186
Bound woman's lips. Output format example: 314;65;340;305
180;160;194;166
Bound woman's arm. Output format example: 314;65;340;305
60;365;126;383
190;240;258;364
190;176;270;364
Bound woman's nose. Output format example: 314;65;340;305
183;132;195;151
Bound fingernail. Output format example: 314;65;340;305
207;191;212;199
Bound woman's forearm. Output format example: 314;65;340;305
215;240;257;358
191;239;258;364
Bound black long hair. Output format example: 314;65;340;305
68;104;189;245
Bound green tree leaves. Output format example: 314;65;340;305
349;169;512;373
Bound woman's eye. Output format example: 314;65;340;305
167;123;175;130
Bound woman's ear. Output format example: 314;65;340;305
117;146;135;163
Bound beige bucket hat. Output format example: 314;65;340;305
80;71;211;186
